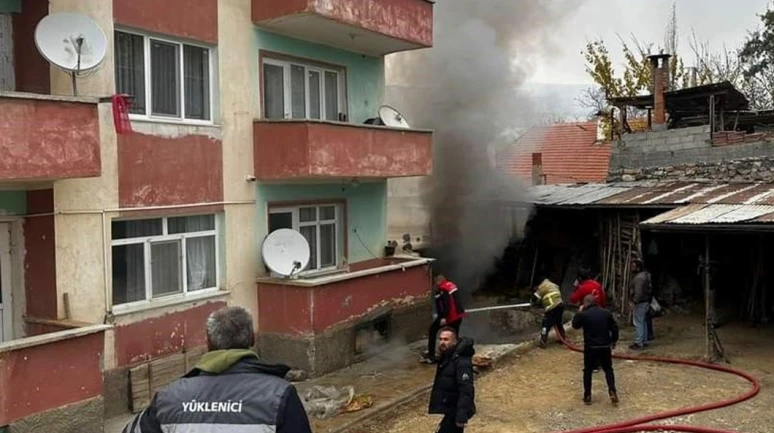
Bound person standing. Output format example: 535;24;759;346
570;268;607;308
428;327;476;433
423;273;467;363
572;294;620;405
121;306;312;433
629;259;652;350
532;278;567;348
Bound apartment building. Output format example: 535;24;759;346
0;0;434;431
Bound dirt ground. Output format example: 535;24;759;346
353;313;774;433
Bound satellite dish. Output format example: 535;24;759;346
34;12;108;96
379;105;411;129
262;229;311;278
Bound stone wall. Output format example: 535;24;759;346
609;125;774;182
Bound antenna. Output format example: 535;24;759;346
34;12;107;97
262;229;311;278
379;105;411;129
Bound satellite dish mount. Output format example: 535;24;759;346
34;13;108;97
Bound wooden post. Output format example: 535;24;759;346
704;235;711;361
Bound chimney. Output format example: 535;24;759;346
648;53;671;131
531;152;544;186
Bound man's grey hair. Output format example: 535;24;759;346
206;306;255;350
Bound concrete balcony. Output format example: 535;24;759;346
0;92;102;182
252;0;434;56
253;120;432;180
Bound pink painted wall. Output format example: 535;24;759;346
0;331;105;425
257;263;431;335
0;98;100;181
252;0;433;47
254;121;432;180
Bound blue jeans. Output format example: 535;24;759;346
633;302;649;346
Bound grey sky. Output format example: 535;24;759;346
528;0;771;85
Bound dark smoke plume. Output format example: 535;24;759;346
386;1;583;295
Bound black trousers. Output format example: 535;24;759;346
583;347;616;397
540;305;566;344
435;414;464;433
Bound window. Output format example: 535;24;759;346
268;204;342;273
115;30;213;122
262;57;345;121
111;215;218;307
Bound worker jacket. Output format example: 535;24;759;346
571;304;619;348
533;279;564;312
122;350;312;433
428;337;477;425
570;279;607;308
630;271;653;304
435;280;467;323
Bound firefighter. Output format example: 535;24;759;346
422;273;467;364
532;278;567;348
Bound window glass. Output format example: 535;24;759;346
151;240;182;297
112;243;146;305
264;63;285;119
114;31;146;114
183;45;210;120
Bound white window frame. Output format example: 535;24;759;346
114;29;216;125
110;215;220;311
268;204;343;276
262;57;346;121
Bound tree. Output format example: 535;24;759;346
740;4;774;109
580;1;773;116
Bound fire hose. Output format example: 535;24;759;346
553;326;761;433
466;303;761;433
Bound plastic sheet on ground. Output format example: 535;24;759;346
301;385;374;419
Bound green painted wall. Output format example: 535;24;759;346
255;30;385;124
257;182;387;264
0;0;21;13
0;191;25;215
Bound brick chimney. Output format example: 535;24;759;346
648;53;671;130
531;152;544;185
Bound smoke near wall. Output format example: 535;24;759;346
386;1;583;295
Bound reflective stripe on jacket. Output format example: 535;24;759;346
534;279;564;312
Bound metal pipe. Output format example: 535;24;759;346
466;303;532;313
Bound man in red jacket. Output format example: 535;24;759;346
422;273;467;364
570;269;607;309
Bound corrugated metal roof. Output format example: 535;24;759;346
526;182;774;207
641;204;774;225
529;184;632;206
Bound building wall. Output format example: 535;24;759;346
255;29;385;123
256;182;387;266
609;126;774;182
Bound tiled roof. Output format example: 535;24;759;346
498;121;612;184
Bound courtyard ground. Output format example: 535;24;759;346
352;313;774;433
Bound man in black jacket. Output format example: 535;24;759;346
571;295;619;405
428;326;476;433
122;306;312;433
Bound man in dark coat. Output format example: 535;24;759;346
428;326;476;433
629;259;652;350
122;306;312;433
423;273;467;363
572;295;620;405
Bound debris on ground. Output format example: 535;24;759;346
301;385;374;419
286;369;309;382
472;355;493;369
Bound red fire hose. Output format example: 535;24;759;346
553;330;761;433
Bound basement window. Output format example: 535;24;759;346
354;315;392;355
